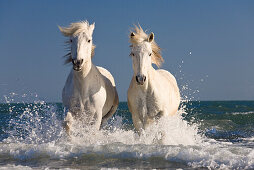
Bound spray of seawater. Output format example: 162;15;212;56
5;102;63;144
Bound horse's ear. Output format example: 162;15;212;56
89;22;95;34
130;32;135;38
58;25;62;32
58;26;66;36
148;32;154;42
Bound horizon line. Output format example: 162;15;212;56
1;100;254;105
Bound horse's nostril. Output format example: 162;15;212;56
72;59;83;66
136;76;139;83
136;75;146;85
143;76;146;82
75;59;83;65
72;59;75;64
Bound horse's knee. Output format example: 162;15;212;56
64;112;74;135
93;112;102;130
65;112;74;122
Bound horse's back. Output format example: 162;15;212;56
96;66;119;117
97;66;116;87
157;69;180;115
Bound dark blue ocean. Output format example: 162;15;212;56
0;99;254;169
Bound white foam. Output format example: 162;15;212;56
0;164;76;170
0;164;33;170
1;138;253;169
67;112;200;146
230;111;254;115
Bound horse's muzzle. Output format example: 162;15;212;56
73;66;82;71
136;74;146;85
72;59;83;71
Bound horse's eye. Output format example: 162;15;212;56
149;53;152;56
70;39;72;43
88;39;91;43
130;53;134;57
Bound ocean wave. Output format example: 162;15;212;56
0;139;253;169
229;111;254;115
0;164;33;170
0;101;254;169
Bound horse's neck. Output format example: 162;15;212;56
136;66;157;92
73;60;100;89
81;59;93;77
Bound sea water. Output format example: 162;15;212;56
0;97;254;169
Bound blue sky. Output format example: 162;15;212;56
0;0;254;102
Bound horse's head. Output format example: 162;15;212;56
129;25;163;85
59;21;95;72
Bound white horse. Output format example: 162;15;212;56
59;21;119;134
127;25;180;134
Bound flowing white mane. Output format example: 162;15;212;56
59;21;91;37
129;25;164;67
58;21;96;64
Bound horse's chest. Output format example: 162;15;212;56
136;91;161;119
82;97;94;109
70;86;106;113
69;96;91;113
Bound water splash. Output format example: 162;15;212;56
2;92;201;147
4;103;64;144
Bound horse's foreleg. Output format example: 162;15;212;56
63;111;74;136
93;111;103;130
131;113;144;135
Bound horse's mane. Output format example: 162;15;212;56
129;25;164;67
59;21;96;64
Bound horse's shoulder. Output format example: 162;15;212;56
96;66;116;86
